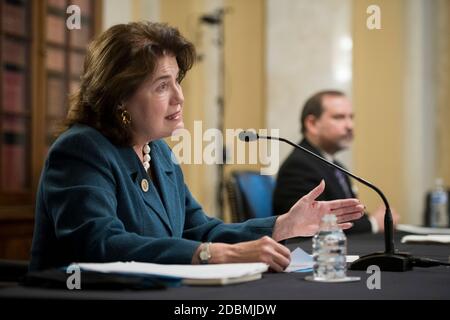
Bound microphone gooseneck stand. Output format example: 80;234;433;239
240;131;450;271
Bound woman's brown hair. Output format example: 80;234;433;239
65;21;196;145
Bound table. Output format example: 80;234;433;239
0;232;449;300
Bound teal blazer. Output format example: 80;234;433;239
30;124;277;270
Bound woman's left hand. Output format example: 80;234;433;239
272;180;365;241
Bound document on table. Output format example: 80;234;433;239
284;247;314;272
75;262;269;286
401;234;450;244
284;247;360;273
396;224;450;235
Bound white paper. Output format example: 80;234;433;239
284;247;314;272
75;261;268;280
396;224;450;235
346;255;360;263
401;234;450;244
284;247;360;273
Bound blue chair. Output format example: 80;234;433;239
226;171;275;222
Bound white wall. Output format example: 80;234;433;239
266;0;353;170
103;0;133;29
403;0;439;224
103;0;160;30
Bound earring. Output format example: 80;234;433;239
120;109;131;125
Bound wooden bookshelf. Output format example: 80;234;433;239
0;0;102;260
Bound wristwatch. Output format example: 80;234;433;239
199;242;212;264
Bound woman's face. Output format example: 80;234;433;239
126;54;184;144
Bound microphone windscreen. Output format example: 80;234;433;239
238;131;258;142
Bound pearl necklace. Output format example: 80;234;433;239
143;143;151;171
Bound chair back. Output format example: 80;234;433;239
227;171;275;222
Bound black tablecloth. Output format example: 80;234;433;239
0;232;449;300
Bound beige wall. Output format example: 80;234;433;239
352;0;408;219
437;0;450;184
159;0;208;211
222;0;266;220
222;0;265;173
353;0;450;224
160;0;266;220
103;0;159;28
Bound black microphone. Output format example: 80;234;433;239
200;13;222;25
199;8;232;25
238;130;414;271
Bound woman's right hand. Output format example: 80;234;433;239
206;236;291;272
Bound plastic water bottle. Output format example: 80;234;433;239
312;214;347;280
430;178;449;228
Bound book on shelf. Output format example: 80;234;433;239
1;116;28;191
2;1;27;37
46;14;66;44
71;0;93;16
70;20;92;49
47;0;66;10
69;52;85;76
47;76;66;118
46;47;65;72
2;38;27;67
2;69;26;114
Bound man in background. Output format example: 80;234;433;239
273;90;397;233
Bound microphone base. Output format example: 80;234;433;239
349;251;413;272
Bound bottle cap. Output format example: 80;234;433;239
322;213;337;223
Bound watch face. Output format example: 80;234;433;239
200;243;211;262
200;251;208;260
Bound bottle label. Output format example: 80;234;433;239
430;191;449;227
431;192;448;204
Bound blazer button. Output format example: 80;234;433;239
141;178;149;192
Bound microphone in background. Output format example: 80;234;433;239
200;12;222;25
239;130;413;271
238;131;258;142
199;8;233;25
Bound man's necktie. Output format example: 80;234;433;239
333;163;353;198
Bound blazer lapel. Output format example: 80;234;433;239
117;146;174;235
150;141;182;236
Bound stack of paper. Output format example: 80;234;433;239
401;234;450;244
285;247;314;272
396;224;450;235
73;248;360;284
284;247;359;273
75;262;268;286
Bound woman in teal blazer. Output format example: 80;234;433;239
30;22;364;271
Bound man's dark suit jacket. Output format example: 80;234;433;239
273;138;372;234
